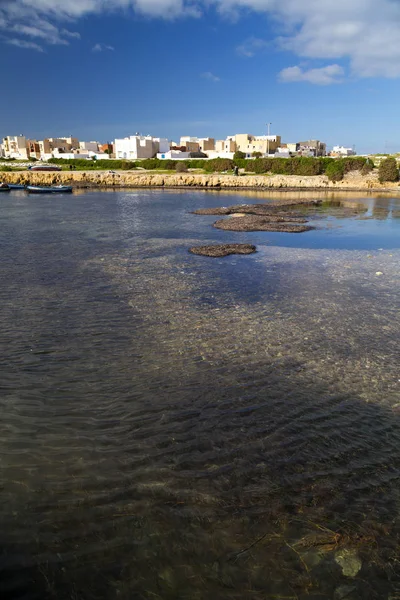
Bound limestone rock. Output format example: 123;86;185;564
334;549;362;577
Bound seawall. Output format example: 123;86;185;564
3;170;400;192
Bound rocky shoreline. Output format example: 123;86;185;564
3;170;400;192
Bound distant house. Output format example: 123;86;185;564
234;134;282;157
114;135;169;160
297;140;326;157
2;135;29;159
331;146;356;157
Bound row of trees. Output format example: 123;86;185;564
46;155;399;183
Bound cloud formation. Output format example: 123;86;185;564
92;43;115;52
2;0;400;80
279;64;344;85
201;71;220;82
6;38;44;52
236;36;268;58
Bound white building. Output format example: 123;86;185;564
153;138;170;153
332;146;356;156
2;135;28;159
157;150;192;160
203;150;235;160
52;152;90;160
114;135;169;160
79;141;100;152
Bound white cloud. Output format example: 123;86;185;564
201;71;220;82
279;64;344;85
215;0;400;79
61;29;81;39
92;43;115;52
6;38;44;52
236;36;268;57
2;0;400;79
11;23;69;45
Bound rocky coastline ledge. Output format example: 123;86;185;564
3;170;400;192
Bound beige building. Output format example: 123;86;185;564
198;137;215;152
26;140;41;159
234;134;282;156
180;136;215;152
215;138;236;153
47;138;74;152
184;141;200;153
2;135;29;159
287;143;299;154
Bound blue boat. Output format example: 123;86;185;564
7;184;25;190
27;185;73;194
0;183;10;192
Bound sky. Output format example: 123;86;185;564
1;0;400;153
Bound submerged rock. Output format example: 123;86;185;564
334;549;362;577
213;215;314;233
334;584;358;600
192;202;318;216
189;243;257;257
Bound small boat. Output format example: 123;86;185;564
28;166;62;172
7;184;25;190
26;185;73;194
0;183;10;192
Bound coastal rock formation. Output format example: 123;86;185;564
213;215;314;233
1;169;396;191
192;202;320;215
189;244;257;257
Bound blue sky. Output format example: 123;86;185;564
1;0;400;153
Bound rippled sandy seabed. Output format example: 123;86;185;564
1;190;400;600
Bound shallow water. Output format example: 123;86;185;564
1;189;400;600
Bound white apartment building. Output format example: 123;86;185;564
114;135;169;160
79;141;100;152
332;146;356;156
2;135;29;159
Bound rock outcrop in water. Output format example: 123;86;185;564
192;201;320;215
189;244;257;257
213;216;314;233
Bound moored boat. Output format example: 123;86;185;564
7;184;25;190
26;185;73;194
28;165;62;172
0;183;10;192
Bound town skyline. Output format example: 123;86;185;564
3;132;359;162
2;1;400;154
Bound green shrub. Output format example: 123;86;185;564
325;160;345;182
378;157;399;183
0;165;12;172
176;161;188;173
342;157;367;172
187;159;207;169
290;156;322;176
233;158;247;169
361;161;374;176
246;158;273;173
271;158;291;175
319;157;335;172
203;158;234;172
233;151;246;160
139;158;161;170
